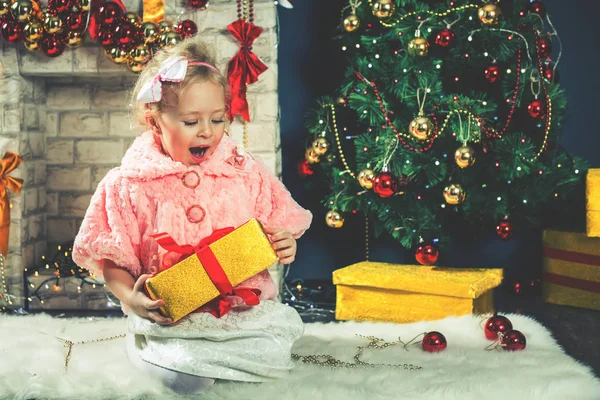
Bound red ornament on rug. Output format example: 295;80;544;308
415;244;439;265
537;35;552;58
422;331;447;352
485;64;500;83
500;329;526;351
434;28;455;47
1;16;23;44
177;19;198;39
297;160;314;177
496;220;512;240
372;172;397;198
187;0;208;9
527;99;545;119
484;313;513;340
529;1;546;18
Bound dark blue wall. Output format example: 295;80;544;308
277;0;600;280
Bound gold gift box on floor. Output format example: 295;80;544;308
145;218;278;322
333;262;503;323
586;169;600;237
542;230;600;311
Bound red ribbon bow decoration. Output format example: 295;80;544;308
0;152;23;257
226;19;268;122
151;228;262;318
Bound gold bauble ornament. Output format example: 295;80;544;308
66;31;84;48
358;169;375;189
24;20;42;41
443;184;466;205
160;31;181;47
141;21;158;41
24;39;39;51
157;20;173;33
105;47;128;64
478;4;502;25
44;14;62;34
0;0;10;17
454;145;476;168
127;59;146;74
312;137;329;156
409;116;434;141
337;97;346;105
408;37;430;57
326;210;345;228
131;44;150;63
343;14;360;32
10;0;36;21
372;0;395;20
305;148;320;164
80;0;90;11
124;12;141;26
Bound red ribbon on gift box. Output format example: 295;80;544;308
151;227;261;318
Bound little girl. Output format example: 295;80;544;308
72;37;312;393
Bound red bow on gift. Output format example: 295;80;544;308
226;19;268;122
151;228;262;318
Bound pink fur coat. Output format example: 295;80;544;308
73;131;312;306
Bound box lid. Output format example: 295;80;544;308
543;230;600;256
587;169;600;211
332;261;503;299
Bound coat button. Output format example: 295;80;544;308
182;170;200;189
186;205;206;223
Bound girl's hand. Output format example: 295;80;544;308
266;229;297;265
126;274;173;325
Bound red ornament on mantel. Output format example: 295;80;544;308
48;0;74;14
97;2;123;25
415;244;439;265
187;0;208;9
422;331;447;352
1;17;24;44
177;19;198;39
40;33;65;57
484;313;513;340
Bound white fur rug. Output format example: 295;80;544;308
1;313;599;400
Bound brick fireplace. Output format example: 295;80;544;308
0;0;281;310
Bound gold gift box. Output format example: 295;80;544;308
145;218;278;322
542;230;600;311
333;261;503;323
586;169;600;237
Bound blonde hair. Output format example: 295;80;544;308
130;37;229;128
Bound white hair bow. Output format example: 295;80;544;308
136;56;190;104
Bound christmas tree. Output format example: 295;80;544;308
301;0;586;265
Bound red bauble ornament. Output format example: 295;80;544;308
65;12;84;31
415;244;439;265
527;99;545;119
529;1;546;17
115;20;141;50
40;33;65;57
98;2;122;25
434;28;455;47
187;0;208;9
98;27;118;48
177;19;197;39
537;35;552;58
1;16;23;44
501;329;526;351
48;0;74;14
485;64;500;83
297;160;314;177
496;220;512;240
543;61;557;82
484;313;513;340
422;331;447;352
372;172;397;198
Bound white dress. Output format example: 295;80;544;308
127;300;304;382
